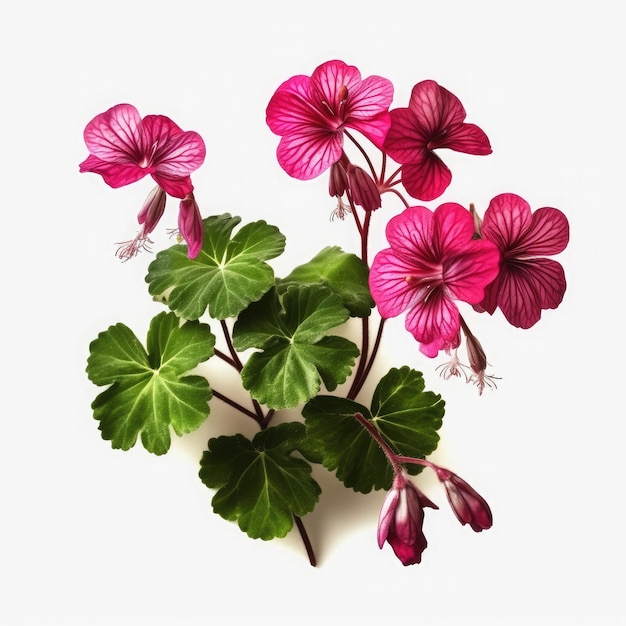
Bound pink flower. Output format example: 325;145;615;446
384;80;491;201
434;468;493;532
266;60;393;180
79;103;206;198
80;104;206;259
369;203;500;357
377;473;438;566
476;193;569;328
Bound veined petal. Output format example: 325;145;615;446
266;81;326;135
83;103;143;162
408;80;467;136
402;156;452;201
384;108;429;163
369;249;420;318
497;258;567;328
346;74;394;119
348;112;391;149
405;290;460;356
310;60;363;113
78;155;147;188
481;193;534;251
139;114;185;155
385;206;435;265
153;130;206;177
443;241;501;304
435;122;492;155
517;207;570;256
276;129;342;180
151;173;194;199
432;203;476;254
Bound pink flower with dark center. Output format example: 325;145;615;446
384;80;491;201
80;103;206;198
476;193;569;328
369;203;500;357
434;468;493;532
266;60;393;180
377;472;438;566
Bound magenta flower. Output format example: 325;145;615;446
384;80;491;201
377;473;438;566
369;203;500;357
80;104;207;259
266;60;393;180
476;193;569;328
434;468;493;532
79;103;206;198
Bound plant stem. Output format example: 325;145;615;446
293;515;316;567
212;389;262;424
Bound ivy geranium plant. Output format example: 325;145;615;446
81;60;569;566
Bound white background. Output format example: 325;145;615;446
1;1;623;625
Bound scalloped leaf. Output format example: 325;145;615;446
146;214;286;321
199;423;321;540
279;246;374;317
302;367;445;492
233;285;359;409
86;311;215;455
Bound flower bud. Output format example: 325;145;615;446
436;469;492;532
347;164;381;212
377;472;438;565
178;192;203;259
137;185;167;235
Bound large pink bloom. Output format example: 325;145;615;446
79;103;206;199
476;193;569;328
266;60;393;180
384;80;491;201
369;203;500;357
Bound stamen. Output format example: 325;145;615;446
114;233;154;262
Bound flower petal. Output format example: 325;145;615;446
436;122;491;155
311;59;363;113
151;173;194;199
404;290;460;357
178;194;204;259
266;77;321;135
497;258;567;328
83;103;142;162
275;130;342;180
369;249;419;318
384;108;428;164
408;80;467;137
481;193;533;251
401;156;452;201
517;207;570;256
78;154;147;188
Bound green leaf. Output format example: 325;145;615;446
146;214;286;321
233;285;359;409
302;367;445;493
86;311;215;455
279;246;374;317
199;423;321;540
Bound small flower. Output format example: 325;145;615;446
434;468;493;532
369;202;500;357
476;193;570;328
266;60;393;180
384;80;491;201
79;103;206;198
80;104;207;260
378;472;438;566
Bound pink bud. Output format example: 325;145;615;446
137;186;167;235
437;469;493;532
178;192;203;259
377;473;438;565
347;164;381;212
